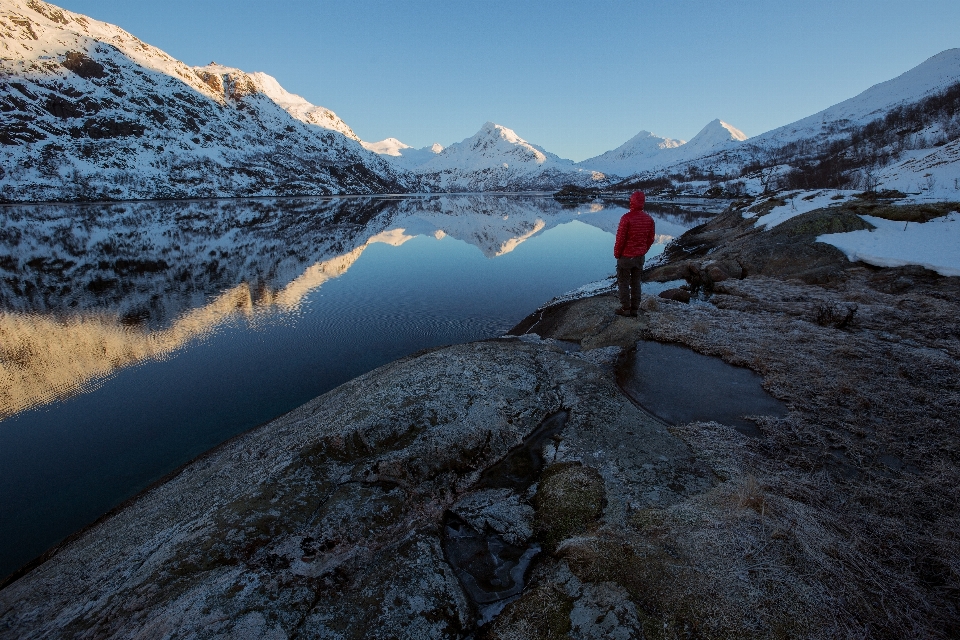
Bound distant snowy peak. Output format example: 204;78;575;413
577;120;745;176
577;130;685;175
413;122;605;191
361;138;413;156
681;119;748;154
362;138;445;169
757;48;960;146
422;122;571;172
193;63;360;141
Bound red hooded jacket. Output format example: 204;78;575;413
614;191;656;259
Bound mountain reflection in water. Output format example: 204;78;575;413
0;194;717;578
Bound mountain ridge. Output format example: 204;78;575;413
0;0;419;201
411;121;607;192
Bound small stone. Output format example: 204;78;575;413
706;264;730;282
659;288;691;303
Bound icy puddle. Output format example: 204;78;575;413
618;341;788;436
442;410;569;623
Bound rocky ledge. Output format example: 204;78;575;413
2;200;959;639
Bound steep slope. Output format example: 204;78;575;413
415;122;606;191
576;130;684;176
755;48;960;147
222;66;361;141
613;50;960;195
361;138;444;169
0;0;419;201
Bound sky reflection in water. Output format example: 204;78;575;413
0;194;717;578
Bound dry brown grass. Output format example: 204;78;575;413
628;270;960;638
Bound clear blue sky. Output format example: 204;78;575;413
61;0;960;161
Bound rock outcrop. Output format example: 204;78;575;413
0;338;712;638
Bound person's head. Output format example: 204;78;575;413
630;191;645;210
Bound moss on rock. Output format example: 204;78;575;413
533;462;606;551
481;582;574;640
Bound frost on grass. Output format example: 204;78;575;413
627;273;960;638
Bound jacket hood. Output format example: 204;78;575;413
630;191;645;210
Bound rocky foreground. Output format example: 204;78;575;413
1;198;959;639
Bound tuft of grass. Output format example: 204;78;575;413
481;582;574;640
814;302;857;329
533;463;605;551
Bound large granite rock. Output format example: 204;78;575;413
0;339;711;638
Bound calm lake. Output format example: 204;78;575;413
0;194;721;578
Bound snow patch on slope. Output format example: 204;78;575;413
748;190;859;229
818;211;960;277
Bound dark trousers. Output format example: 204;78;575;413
617;256;644;310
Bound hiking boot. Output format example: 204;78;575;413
614;307;631;317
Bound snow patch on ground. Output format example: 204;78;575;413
543;277;616;308
818;212;960;277
747;190;859;229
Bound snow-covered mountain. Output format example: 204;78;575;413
754;49;960;147
0;0;419;201
413;122;607;191
574;119;746;177
361;138;445;170
673;119;747;159
608;50;960;196
212;65;361;141
576;130;684;176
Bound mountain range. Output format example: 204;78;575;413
1;0;958;200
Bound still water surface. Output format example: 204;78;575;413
0;194;719;577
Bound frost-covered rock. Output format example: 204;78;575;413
0;338;709;638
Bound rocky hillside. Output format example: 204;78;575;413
0;0;420;201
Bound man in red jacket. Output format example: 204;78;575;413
613;190;656;317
